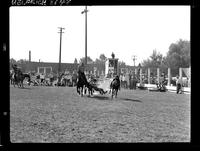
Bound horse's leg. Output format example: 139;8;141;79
77;86;80;95
115;89;118;98
21;80;24;88
19;80;22;88
111;89;114;99
81;86;83;97
28;77;31;86
17;81;20;88
91;88;93;96
87;86;90;97
84;86;87;94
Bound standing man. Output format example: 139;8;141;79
40;73;45;85
122;74;125;88
133;75;137;90
125;73;129;89
176;75;182;94
49;72;54;86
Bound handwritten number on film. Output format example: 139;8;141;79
50;0;71;5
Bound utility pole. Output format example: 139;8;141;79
58;27;65;82
132;55;137;67
132;55;137;76
81;6;89;65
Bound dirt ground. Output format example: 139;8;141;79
10;86;190;143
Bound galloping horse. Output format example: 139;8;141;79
109;75;121;98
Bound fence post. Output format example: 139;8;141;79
157;68;160;83
135;68;137;76
140;68;143;85
168;68;171;86
179;68;182;79
148;68;150;84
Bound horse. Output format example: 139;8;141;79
10;70;15;85
109;75;120;98
13;72;31;88
76;71;89;97
85;82;94;96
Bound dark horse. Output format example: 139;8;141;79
13;71;31;88
10;71;15;85
109;75;121;98
76;70;89;97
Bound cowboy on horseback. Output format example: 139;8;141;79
12;64;20;74
12;64;22;80
76;63;89;96
77;63;88;83
11;64;23;87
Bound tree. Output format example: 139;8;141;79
17;59;29;64
79;56;94;64
141;49;166;76
165;39;190;76
118;61;126;67
99;54;107;62
10;58;17;64
150;49;163;68
95;54;107;64
74;58;78;64
141;39;190;77
141;49;163;69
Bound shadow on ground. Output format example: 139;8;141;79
12;87;32;90
120;98;142;103
87;95;142;102
88;95;111;100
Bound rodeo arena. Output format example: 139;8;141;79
9;6;190;142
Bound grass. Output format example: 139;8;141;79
10;85;190;143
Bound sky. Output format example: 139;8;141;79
9;6;190;66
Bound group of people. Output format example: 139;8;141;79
119;74;138;90
10;64;79;87
30;71;78;87
10;63;187;94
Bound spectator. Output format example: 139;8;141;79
40;73;45;85
125;73;129;89
130;75;134;89
49;72;54;86
176;76;182;94
122;74;126;88
133;75;137;89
